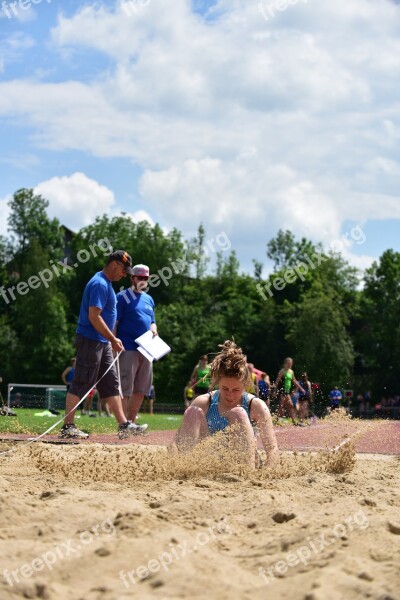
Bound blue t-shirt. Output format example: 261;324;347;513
329;389;342;406
116;289;156;351
76;272;117;343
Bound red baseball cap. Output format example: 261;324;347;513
131;264;150;277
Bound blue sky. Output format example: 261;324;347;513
0;0;399;276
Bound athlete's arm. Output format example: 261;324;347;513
190;393;212;416
292;374;305;395
273;370;283;397
251;399;280;467
88;306;124;353
150;322;158;337
190;364;198;385
61;367;70;385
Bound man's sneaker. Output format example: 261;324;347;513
59;424;89;439
118;421;148;440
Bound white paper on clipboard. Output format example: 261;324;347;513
137;345;154;363
135;331;171;362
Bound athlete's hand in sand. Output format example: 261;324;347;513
111;337;124;353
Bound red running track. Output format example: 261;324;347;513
0;420;399;454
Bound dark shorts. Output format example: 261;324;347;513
195;386;209;396
69;334;120;399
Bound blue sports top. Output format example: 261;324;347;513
66;368;75;384
76;272;117;343
298;382;310;400
258;380;269;400
116;288;156;351
206;390;252;434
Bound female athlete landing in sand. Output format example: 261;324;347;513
170;340;279;469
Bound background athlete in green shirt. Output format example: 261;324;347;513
274;357;305;425
190;354;211;398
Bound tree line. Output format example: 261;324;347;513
0;189;399;406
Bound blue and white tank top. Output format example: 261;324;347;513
206;391;252;434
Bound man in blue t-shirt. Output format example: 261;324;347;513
328;386;342;411
60;250;148;439
116;264;158;423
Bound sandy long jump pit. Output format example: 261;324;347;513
0;418;399;600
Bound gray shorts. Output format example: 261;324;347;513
69;334;120;399
118;350;153;397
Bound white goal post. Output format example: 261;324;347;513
7;383;67;409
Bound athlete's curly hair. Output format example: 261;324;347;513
209;340;252;389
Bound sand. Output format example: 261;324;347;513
0;437;399;600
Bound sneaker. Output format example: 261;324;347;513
59;424;89;439
118;421;148;440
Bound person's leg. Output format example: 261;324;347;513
290;404;298;424
286;395;297;424
226;406;256;468
172;405;209;452
85;396;93;414
101;395;127;424
300;401;308;421
118;350;136;422
97;347;130;426
65;336;102;426
64;392;83;425
149;398;154;416
127;393;144;421
277;394;285;418
128;353;152;422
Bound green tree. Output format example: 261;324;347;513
10;240;74;383
186;224;209;279
359;250;400;394
267;229;317;271
7;189;64;262
285;282;355;392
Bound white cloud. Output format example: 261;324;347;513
109;207;154;226
34;172;116;231
0;32;35;73
0;0;399;270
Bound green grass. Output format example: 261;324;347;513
0;409;182;435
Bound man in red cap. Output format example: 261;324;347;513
60;251;148;439
116;264;158;425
